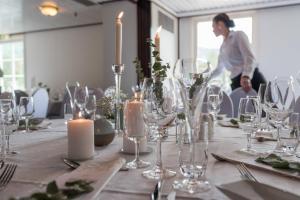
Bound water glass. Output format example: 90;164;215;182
19;97;34;133
238;97;259;154
74;85;88;117
85;94;97;120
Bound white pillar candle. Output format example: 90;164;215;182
154;26;162;53
123;99;147;153
67;119;94;160
115;11;124;65
124;100;144;137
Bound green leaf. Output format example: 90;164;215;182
289;162;300;172
46;181;59;194
230;119;238;125
31;192;51;200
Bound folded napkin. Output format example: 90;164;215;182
56;157;125;200
217;180;299;200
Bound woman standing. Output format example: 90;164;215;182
210;13;266;92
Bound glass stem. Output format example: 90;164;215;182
135;138;140;163
25;118;29;132
276;125;281;150
1;123;6;160
247;131;252;151
266;113;270;131
156;130;163;170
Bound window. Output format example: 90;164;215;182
197;17;253;92
0;38;25;91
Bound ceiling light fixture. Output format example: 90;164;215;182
39;2;59;16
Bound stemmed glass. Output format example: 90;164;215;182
172;58;211;193
142;78;177;180
85;94;97;120
19;97;34;133
74;85;88;117
238;97;259;154
258;83;269;130
124;99;150;169
65;81;80;119
264;77;296;153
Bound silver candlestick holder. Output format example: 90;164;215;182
112;64;125;135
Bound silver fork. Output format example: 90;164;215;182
0;163;17;189
236;163;258;182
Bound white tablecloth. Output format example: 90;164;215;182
1;119;300;200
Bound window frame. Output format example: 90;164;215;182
0;36;25;91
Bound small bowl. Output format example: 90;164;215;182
94;118;115;146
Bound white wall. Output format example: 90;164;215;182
151;3;178;67
255;5;300;83
25;25;103;95
25;1;137;96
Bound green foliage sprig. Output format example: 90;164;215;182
10;179;93;200
147;39;170;105
133;57;144;84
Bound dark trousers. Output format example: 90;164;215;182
231;68;267;92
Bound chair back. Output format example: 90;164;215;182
230;87;258;117
32;88;49;118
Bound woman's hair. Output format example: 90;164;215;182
213;13;235;28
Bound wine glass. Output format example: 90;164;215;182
172;58;211;193
238;97;259;154
19;97;34;133
124;99;150;169
142;78;177;180
85;94;97;120
265;77;296;154
65;81;80;119
74;85;88;117
258;83;269;130
207;94;220;119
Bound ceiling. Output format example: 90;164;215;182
0;0;105;35
156;0;300;17
1;0;300;34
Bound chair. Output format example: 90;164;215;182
14;90;28;105
294;96;300;113
203;91;234;117
230;87;258;117
32;88;49;118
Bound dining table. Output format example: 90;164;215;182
1;118;300;200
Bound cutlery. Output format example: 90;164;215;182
236;163;258;182
211;153;227;162
63;158;80;169
0;163;17;189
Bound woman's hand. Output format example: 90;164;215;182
240;76;252;93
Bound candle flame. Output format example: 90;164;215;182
78;112;82;118
156;26;162;34
117;11;124;19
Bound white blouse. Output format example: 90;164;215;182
211;31;257;79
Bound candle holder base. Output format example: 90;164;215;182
112;64;125;136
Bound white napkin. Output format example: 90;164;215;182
217;180;299;200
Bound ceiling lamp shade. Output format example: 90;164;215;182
39;2;59;16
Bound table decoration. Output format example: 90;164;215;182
94;118;115;146
112;11;125;135
67;118;94;160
